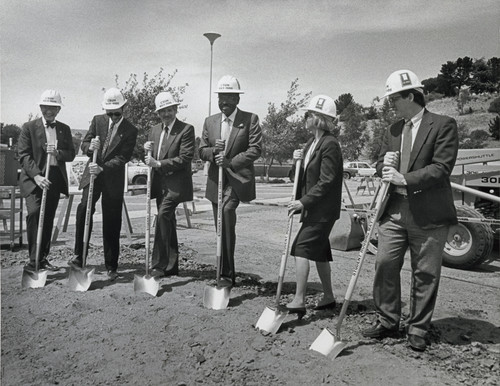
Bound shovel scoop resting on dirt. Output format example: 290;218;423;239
21;152;54;289
134;148;159;296
68;142;100;292
310;181;390;359
203;160;231;310
255;159;302;333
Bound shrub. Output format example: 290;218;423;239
488;97;500;114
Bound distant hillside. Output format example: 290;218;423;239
427;94;500;148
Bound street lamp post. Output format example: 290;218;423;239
203;32;221;116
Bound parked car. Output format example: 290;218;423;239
192;159;204;173
127;160;148;185
343;161;376;179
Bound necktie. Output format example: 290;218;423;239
399;120;413;173
157;125;169;159
221;117;231;142
102;122;115;155
45;121;56;128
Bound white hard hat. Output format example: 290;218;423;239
214;75;244;94
383;69;424;98
155;91;180;112
301;95;336;118
102;88;127;109
39;89;63;107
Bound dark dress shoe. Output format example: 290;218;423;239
314;300;337;310
362;321;398;338
40;261;60;271
107;270;118;281
407;334;427;351
151;268;166;278
279;305;306;319
68;258;83;268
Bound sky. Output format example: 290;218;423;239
1;0;499;138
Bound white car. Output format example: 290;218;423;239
343;161;377;179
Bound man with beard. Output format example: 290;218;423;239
199;75;262;287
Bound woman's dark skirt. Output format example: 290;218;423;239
291;220;336;262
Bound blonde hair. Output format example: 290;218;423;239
309;112;336;132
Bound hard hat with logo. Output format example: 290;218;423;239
383;69;424;98
214;75;244;94
301;95;336;118
155;91;180;112
39;90;63;107
102;88;127;109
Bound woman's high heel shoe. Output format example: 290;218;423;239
279;305;306;319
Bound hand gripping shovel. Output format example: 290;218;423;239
134;148;159;296
310;181;390;359
21;152;54;288
68;142;99;291
255;159;302;333
203;159;230;310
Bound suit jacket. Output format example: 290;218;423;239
148;118;195;203
295;132;343;223
376;109;459;227
79;114;138;198
199;108;262;203
17;118;75;197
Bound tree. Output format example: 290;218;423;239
488;115;500;140
335;93;354;117
115;68;188;160
260;79;311;181
0;124;21;149
338;101;369;161
366;98;396;162
457;122;486;149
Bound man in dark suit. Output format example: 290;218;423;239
71;88;138;280
362;70;459;351
199;75;262;287
18;90;75;271
143;91;195;277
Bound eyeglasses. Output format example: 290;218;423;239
106;112;122;118
388;95;403;104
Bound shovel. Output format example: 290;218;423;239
203;159;230;310
255;159;302;333
21;151;54;288
68;141;99;292
310;181;389;359
134;148;159;296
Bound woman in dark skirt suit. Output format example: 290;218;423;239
284;95;343;318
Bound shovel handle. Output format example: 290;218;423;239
82;137;99;267
335;181;390;336
215;153;224;285
34;149;54;271
274;159;302;305
145;148;153;275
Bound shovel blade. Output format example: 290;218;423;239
133;274;159;297
203;285;230;310
68;266;95;292
309;328;348;359
21;268;48;289
255;306;288;334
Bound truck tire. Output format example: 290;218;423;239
132;175;147;185
442;205;494;269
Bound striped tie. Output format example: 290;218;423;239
399;120;413;173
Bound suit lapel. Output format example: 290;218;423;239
36;118;47;148
152;124;163;158
105;119;127;158
408;109;432;171
392;119;405;152
225;109;241;154
160;119;179;159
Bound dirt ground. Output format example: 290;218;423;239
1;175;500;386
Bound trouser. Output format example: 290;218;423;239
74;179;123;271
211;186;240;284
373;194;449;337
25;166;65;264
151;196;179;273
